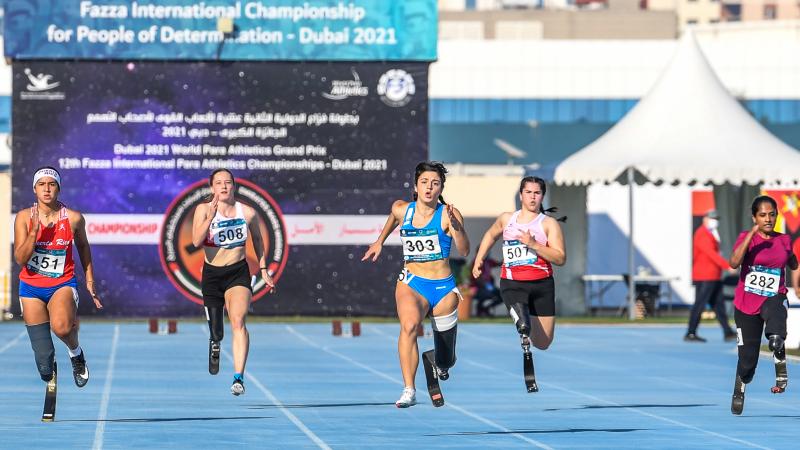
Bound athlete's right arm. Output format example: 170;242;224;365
13;207;38;266
472;213;508;279
729;226;757;269
362;200;405;262
191;197;217;248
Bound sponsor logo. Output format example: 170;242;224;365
377;69;415;107
322;69;369;100
35;239;71;247
159;179;288;305
20;68;65;100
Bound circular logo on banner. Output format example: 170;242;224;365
159;178;288;305
377;69;415;107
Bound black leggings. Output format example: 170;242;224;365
734;295;787;383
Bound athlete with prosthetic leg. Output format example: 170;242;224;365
473;176;566;393
13;167;104;421
191;169;275;396
728;195;798;415
363;161;469;408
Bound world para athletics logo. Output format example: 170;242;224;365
377;69;415;107
159;179;288;305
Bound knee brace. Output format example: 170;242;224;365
205;306;224;342
431;310;458;370
26;323;55;382
509;303;531;336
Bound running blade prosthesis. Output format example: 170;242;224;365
42;361;57;422
772;357;788;394
209;340;220;375
521;335;538;393
422;350;444;407
770;336;787;394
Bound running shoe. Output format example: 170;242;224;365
395;387;417;408
70;351;89;388
435;366;449;381
231;378;245;396
683;333;707;343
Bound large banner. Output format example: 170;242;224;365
11;61;428;316
4;0;437;61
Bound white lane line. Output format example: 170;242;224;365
458;328;612;371
0;330;26;354
463;358;773;450
197;324;331;450
286;325;554;450
220;348;331;450
92;324;120;450
651;375;800;412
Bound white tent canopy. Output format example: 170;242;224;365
554;30;800;186
551;30;800;318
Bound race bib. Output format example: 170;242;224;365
210;218;248;248
27;248;67;278
400;228;443;262
744;265;781;296
502;240;537;267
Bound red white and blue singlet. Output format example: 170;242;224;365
20;204;76;288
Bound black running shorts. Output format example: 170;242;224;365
201;259;252;307
499;277;555;317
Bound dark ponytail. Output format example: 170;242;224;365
412;161;448;205
519;176;567;223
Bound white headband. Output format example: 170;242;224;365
33;168;61;188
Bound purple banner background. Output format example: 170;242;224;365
11;61;428;317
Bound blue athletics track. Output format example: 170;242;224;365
0;322;796;449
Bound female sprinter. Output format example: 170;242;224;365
729;195;798;415
191;169;275;396
13;166;103;413
472;176;565;392
362;161;469;408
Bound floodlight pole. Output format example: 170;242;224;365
627;166;636;320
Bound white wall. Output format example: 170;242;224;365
432;28;800;99
586;183;693;306
446;174;523;217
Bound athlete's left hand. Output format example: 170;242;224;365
261;268;275;293
87;281;103;309
517;231;538;250
445;203;462;231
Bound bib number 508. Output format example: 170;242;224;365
218;228;244;243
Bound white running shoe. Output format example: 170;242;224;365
231;379;245;396
395;387;417;408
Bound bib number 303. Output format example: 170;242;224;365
400;229;442;262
